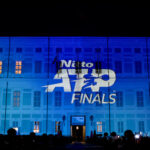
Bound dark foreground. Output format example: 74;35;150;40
66;142;104;150
0;130;150;150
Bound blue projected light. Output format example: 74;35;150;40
0;37;150;138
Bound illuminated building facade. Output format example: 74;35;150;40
0;37;150;139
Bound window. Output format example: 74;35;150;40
95;48;101;53
15;61;22;74
35;61;42;73
35;48;42;53
97;122;102;132
34;91;41;107
118;121;123;133
0;61;2;74
0;48;3;52
139;121;144;132
135;61;142;73
55;91;61;107
16;48;22;53
13;91;20;107
115;61;122;73
116;92;123;107
75;48;82;53
137;91;144;107
55;121;61;134
115;48;121;53
33;121;40;133
135;48;141;53
23;89;31;106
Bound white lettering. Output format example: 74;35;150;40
92;94;101;104
85;69;116;92
61;60;72;68
109;93;116;104
71;93;80;103
82;94;93;104
60;60;93;68
43;69;71;92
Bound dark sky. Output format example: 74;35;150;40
0;3;150;36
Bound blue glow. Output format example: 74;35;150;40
0;37;150;137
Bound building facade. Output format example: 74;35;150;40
0;37;150;138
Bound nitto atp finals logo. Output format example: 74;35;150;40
43;60;117;105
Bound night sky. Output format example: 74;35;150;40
0;2;150;36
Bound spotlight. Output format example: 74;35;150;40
76;126;79;130
135;134;140;139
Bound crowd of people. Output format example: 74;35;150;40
0;128;150;150
0;129;72;150
86;130;150;150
